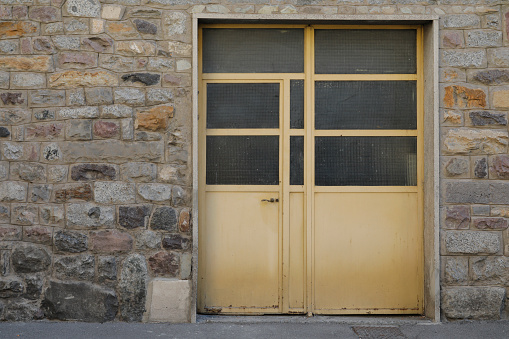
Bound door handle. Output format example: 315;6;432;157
261;198;279;203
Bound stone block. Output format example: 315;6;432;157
114;88;145;106
148;251;178;277
28;184;52;202
54;230;88;253
135;105;173;131
0;161;7;180
441;30;464;48
11;204;38;225
471;256;509;285
24;275;43;300
12;243;50;273
106;20;140;40
54;254;95;281
90;230;133;253
135;230;161;249
101;104;132;118
33;108;56;121
64;18;89;34
118;205;151;229
48;165;68;183
29;90;65;107
82;36;113;53
49;70;118;88
442;256;468;285
144;279;191;323
71;163;117;181
90;19;104;34
150;206;177;231
473;157;488;179
67;120;92;140
0;204;10;223
122;73;160;86
444;205;470;229
42;281;118;322
0;225;21;241
467;111;507;127
442;50;487;68
133;19;158;35
473;217;508;230
29;6;60;22
162;11;189;43
488;48;509;67
121;119;133;140
94;182;135;204
492;87;509;109
442;14;480;28
102;5;126;20
57;106;99;119
0;40;19;54
0;108;31;125
442;287;505;320
85;87;113;106
56;52;97;69
10;72;45;89
138;183;172;202
54;183;92;202
119;254;147;321
162;234;190;250
39;205;64;226
489;155;509;179
68;88;87;106
93;120;120;139
41;143;62;162
99;54;134;72
443;129;508;155
443;84;487;109
43;22;64;35
10;162;46;182
25;122;64;141
2;142;40;162
444;231;501;255
148;58;174;72
0;55;51;72
0;21;39;38
52;36;81;50
468;69;509;86
121;163;156;183
98;256;117;282
444;157;469;177
64;0;101;18
62;140;164;163
466;30;502;47
0;91;26;106
66;203;115;228
115;41;156;56
0;276;24;298
0;181;27;202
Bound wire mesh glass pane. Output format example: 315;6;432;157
315;81;417;130
315;137;417;186
290;80;304;129
207;136;279;185
207;83;280;129
202;28;304;73
315;29;417;74
290;136;304;185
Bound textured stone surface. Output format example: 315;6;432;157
442;287;505;320
12;244;51;273
473;217;508;230
49;71;118;88
62;140;164;163
150;206;177;231
442;50;486;68
65;0;101;18
443;85;486;109
119;254;147;322
443;256;468;285
443;129;508;155
148;251;178;276
54;183;92;202
445;231;501;255
122;73;160;86
98;256;117;283
470;70;509;86
54;255;95;281
95;182;135;204
23;226;52;245
162;234;190;250
0;181;27;202
71;163;117;181
474;158;488;179
121;162;156;182
90;230;133;253
54;230;88;253
445;205;470;229
135;105;173;131
66;203;115;228
94;121;119;138
445;158;468;176
138;183;172;202
490;155;509;179
468;111;506;126
42;281;118;322
118;205;151;229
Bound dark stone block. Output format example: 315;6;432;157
119;254;147;322
118;205;151;229
474;158;488;178
0;126;10;137
472;69;509;85
0;277;24;298
4;300;43;321
150;206;178;231
34;109;55;121
0;92;24;105
54;230;88;253
121;73;160;86
133;19;157;35
11;244;50;273
24;275;43;300
71;164;117;181
98;256;117;283
42;280;118;322
162;234;190;250
148;251;179;277
469;111;507;126
54;255;95;281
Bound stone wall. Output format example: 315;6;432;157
0;0;508;322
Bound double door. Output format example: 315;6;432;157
198;25;423;315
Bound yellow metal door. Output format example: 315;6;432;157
198;25;423;315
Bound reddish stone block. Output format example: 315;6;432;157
473;217;508;230
0;225;21;241
148;251;178;276
90;230;133;254
93;121;119;138
491;155;509;179
445;205;470;229
23;226;52;245
443;31;463;48
26;123;64;140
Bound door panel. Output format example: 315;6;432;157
199;192;280;313
288;192;305;311
314;192;421;313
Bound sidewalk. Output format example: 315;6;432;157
0;316;508;339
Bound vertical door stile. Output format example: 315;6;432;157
304;26;314;315
282;78;291;313
417;26;425;311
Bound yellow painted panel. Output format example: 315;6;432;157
199;191;280;313
314;192;423;313
289;193;305;311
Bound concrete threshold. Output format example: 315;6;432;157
197;314;435;325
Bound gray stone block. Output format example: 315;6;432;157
471;256;509;285
444;231;501;254
119;254;147;322
444;181;490;204
66;203;115;228
442;287;505;320
443;256;468;285
442;14;481;28
54;255;95;281
466;30;502;48
94;182;136;204
442;49;487;68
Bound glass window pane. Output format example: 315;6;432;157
290;80;304;129
315;29;417;74
315;81;417;130
315;137;417;186
207;83;279;129
202;28;304;73
207;136;279;185
290;136;304;185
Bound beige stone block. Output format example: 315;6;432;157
91;19;104;34
144;279;191;323
492;89;509;109
102;5;125;21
